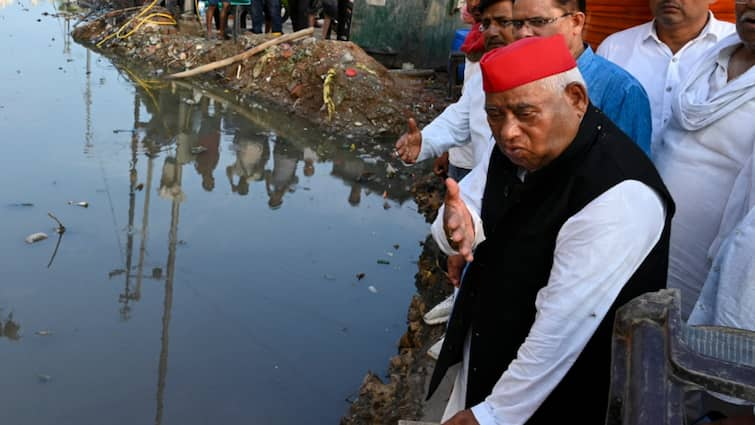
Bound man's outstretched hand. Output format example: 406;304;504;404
443;178;475;263
394;118;422;164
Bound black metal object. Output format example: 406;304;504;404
447;51;465;100
608;289;755;425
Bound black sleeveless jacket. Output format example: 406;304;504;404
427;105;675;424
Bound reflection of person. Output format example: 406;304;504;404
653;2;755;322
428;35;673;424
302;147;318;177
597;0;734;150
331;151;366;207
159;157;185;202
265;139;300;209
227;131;269;196
194;103;221;192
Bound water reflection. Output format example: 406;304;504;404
1;3;427;423
226;130;269;196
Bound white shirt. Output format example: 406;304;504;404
419;61;492;170
431;146;666;424
653;33;755;320
447;60;482;170
596;12;734;151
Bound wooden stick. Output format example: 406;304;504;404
166;27;314;79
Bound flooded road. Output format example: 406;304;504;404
0;3;430;424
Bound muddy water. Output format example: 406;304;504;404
0;3;428;424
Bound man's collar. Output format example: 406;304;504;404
576;44;594;68
645;11;721;45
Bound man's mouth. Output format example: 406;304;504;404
658;2;680;12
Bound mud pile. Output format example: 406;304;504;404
72;9;449;137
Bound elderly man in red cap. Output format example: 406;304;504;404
426;34;675;425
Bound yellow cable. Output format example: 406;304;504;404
97;0;177;48
123;66;166;112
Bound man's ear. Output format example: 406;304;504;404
571;11;586;36
564;82;588;115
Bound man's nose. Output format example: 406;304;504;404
500;119;521;141
513;25;534;40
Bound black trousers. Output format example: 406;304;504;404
288;0;310;31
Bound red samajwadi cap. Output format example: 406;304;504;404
480;34;577;93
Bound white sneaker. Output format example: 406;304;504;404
423;295;455;325
427;336;444;360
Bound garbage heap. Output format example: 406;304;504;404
72;7;449;138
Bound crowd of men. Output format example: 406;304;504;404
394;0;755;423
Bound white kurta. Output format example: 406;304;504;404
430;142;666;424
596;13;734;151
419;61;492;171
446;60;482;171
653;33;755;320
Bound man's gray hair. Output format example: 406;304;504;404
538;67;587;96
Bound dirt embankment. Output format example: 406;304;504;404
73;8;454;423
72;8;449;138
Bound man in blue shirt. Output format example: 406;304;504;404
511;0;652;154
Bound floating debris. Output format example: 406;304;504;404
323;273;336;281
67;201;88;208
191;146;207;154
37;374;52;384
368;285;378;293
8;202;34;207
34;330;52;336
356;272;366;280
47;212;66;234
385;163;398;178
340;52;354;64
386;252;394;257
108;269;126;278
377;259;390;265
25;232;48;244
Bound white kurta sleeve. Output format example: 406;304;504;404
431;147;492;255
470;180;666;425
418;82;475;163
